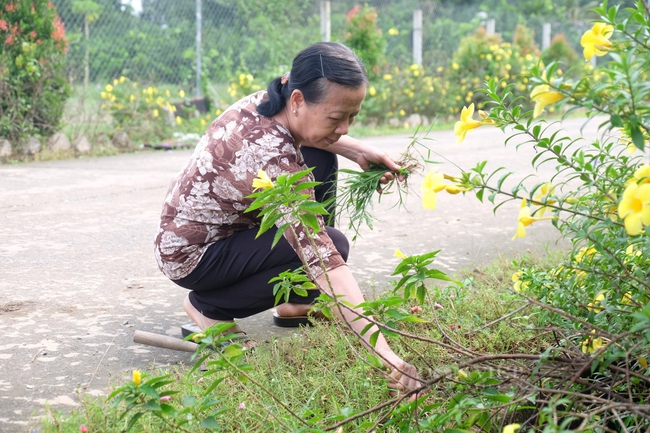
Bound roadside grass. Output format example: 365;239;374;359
41;250;564;432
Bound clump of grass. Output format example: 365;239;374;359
41;252;564;432
332;136;425;240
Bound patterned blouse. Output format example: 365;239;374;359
154;91;346;281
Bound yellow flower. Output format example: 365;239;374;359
453;103;483;144
394;249;407;259
587;292;605;312
165;90;171;97
388;28;399;36
580;22;614;61
452;62;459;70
252;169;274;191
100;92;107;99
503;424;520;433
456;369;468;380
175;116;182;125
105;84;113;92
530;83;565;118
580;330;604;354
113;78;118;86
399;109;406;117
436;66;443;73
200;119;207;126
574;246;597;263
119;76;126;83
618;182;650;235
215;109;222;116
621;292;632;305
383;74;393;80
513;198;557;239
511;271;529;292
133;370;141;386
444;184;466;194
368;86;376;96
153;109;159;117
421;170;446;210
129;95;135;102
179;90;186;98
532;183;556;216
632;164;650;185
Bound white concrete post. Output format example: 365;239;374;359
195;0;202;97
320;1;331;42
413;9;422;66
486;18;495;35
542;22;551;50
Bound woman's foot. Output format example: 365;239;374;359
273;302;328;327
182;295;257;350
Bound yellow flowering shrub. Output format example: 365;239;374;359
99;77;190;143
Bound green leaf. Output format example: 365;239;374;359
610;114;623;127
199;416;221;429
138;384;160;399
181;395;196;407
369;330;379;347
125;412;144;431
416;285;426;305
631;125;645;151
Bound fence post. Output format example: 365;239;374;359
486;18;495;35
542;22;551;50
195;0;202;97
320;1;330;42
413;9;422;66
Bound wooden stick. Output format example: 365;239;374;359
133;330;198;353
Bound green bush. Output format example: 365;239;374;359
446;26;540;112
342;4;386;77
0;0;71;144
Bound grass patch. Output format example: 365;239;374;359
41;250;565;432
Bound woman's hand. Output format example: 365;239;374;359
323;136;405;186
379;350;424;400
355;145;405;186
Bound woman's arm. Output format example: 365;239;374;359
315;265;421;396
303;136;403;183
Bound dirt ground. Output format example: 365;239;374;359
0;118;604;432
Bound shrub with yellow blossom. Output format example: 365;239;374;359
445;26;543;113
225;72;263;102
99;77;190;143
417;1;650;426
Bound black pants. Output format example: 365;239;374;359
173;147;349;320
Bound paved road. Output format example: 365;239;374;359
0;117;602;431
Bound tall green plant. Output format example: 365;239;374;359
0;0;71;144
342;4;386;77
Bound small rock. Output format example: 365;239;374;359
47;132;71;151
0;138;12;157
388;118;400;128
122;320;129;325
26;385;34;389
72;135;92;153
21;137;41;155
112;131;133;149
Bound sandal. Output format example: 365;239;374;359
272;312;314;328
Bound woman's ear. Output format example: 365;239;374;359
289;90;305;113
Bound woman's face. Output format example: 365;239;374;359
291;83;366;148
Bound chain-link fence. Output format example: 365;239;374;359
53;0;590;93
